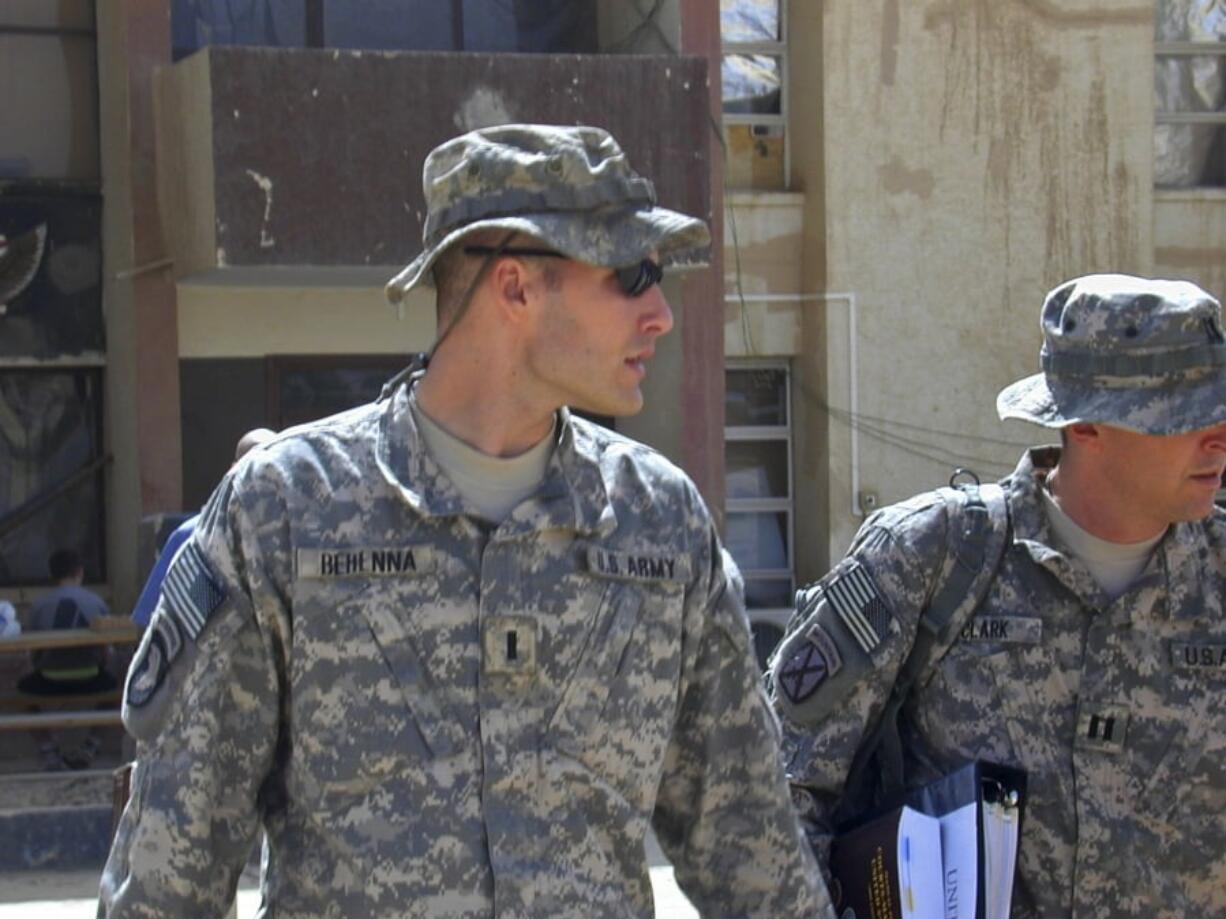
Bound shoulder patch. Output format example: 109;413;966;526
772;558;899;727
162;541;225;640
824;560;892;654
776;623;843;705
126;611;183;708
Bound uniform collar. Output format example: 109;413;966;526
375;372;615;537
1007;446;1213;622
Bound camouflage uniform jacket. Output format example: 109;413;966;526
771;448;1226;918
100;380;831;918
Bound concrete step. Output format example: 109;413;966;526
0;771;115;871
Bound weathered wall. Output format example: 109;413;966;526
819;0;1154;558
724;191;806;357
177;284;433;358
1154;190;1226;301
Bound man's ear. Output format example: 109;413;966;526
490;257;530;320
1064;421;1102;450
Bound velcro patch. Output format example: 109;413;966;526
789;784;820;820
1170;641;1226;672
162;542;225;640
1075;702;1130;755
126;611;183;708
586;547;690;584
825;561;891;655
482;616;538;678
776;624;843;704
959;615;1043;645
295;546;436;579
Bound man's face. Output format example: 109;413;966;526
1095;422;1226;527
524;255;673;416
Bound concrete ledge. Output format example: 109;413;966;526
0;806;111;871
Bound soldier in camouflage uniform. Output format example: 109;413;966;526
769;274;1226;917
99;124;831;918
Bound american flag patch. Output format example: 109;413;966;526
825;561;891;654
162;541;225;641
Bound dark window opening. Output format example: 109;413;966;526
0;368;106;585
171;0;598;61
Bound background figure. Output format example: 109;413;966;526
0;599;20;637
770;274;1226;917
131;428;276;628
19;547;114;769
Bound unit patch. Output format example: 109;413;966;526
825;561;891;655
296;546;436;580
126;611;183;708
586;547;690;584
777;624;843;704
162;541;225;640
959;615;1043;645
1170;641;1226;672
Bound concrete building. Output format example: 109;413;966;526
2;0;1223;674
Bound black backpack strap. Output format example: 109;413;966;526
838;480;1010;815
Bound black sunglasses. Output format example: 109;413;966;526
463;246;664;298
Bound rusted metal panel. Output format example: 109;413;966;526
194;47;710;272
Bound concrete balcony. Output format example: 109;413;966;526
153;47;712;289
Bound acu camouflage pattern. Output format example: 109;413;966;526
100;376;831;918
997;273;1226;435
385;124;711;302
769;448;1226;918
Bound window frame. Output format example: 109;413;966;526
1154;40;1226;126
724;359;795;608
721;0;790;189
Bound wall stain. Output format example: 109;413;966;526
879;156;936;198
1155;246;1226;266
881;0;901;86
925;0;1148;30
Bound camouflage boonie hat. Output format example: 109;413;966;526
385;124;711;303
997;273;1226;435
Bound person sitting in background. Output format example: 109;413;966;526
0;600;20;637
20;548;114;695
18;548;115;769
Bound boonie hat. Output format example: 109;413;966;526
385;124;711;303
997;273;1226;435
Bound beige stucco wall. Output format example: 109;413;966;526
724;191;806;357
177;283;434;358
817;0;1154;559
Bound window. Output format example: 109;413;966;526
1155;0;1226;187
0;369;106;585
0;2;99;181
725;363;794;668
721;0;788;189
267;355;409;429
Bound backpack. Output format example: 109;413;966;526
836;474;1012;819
